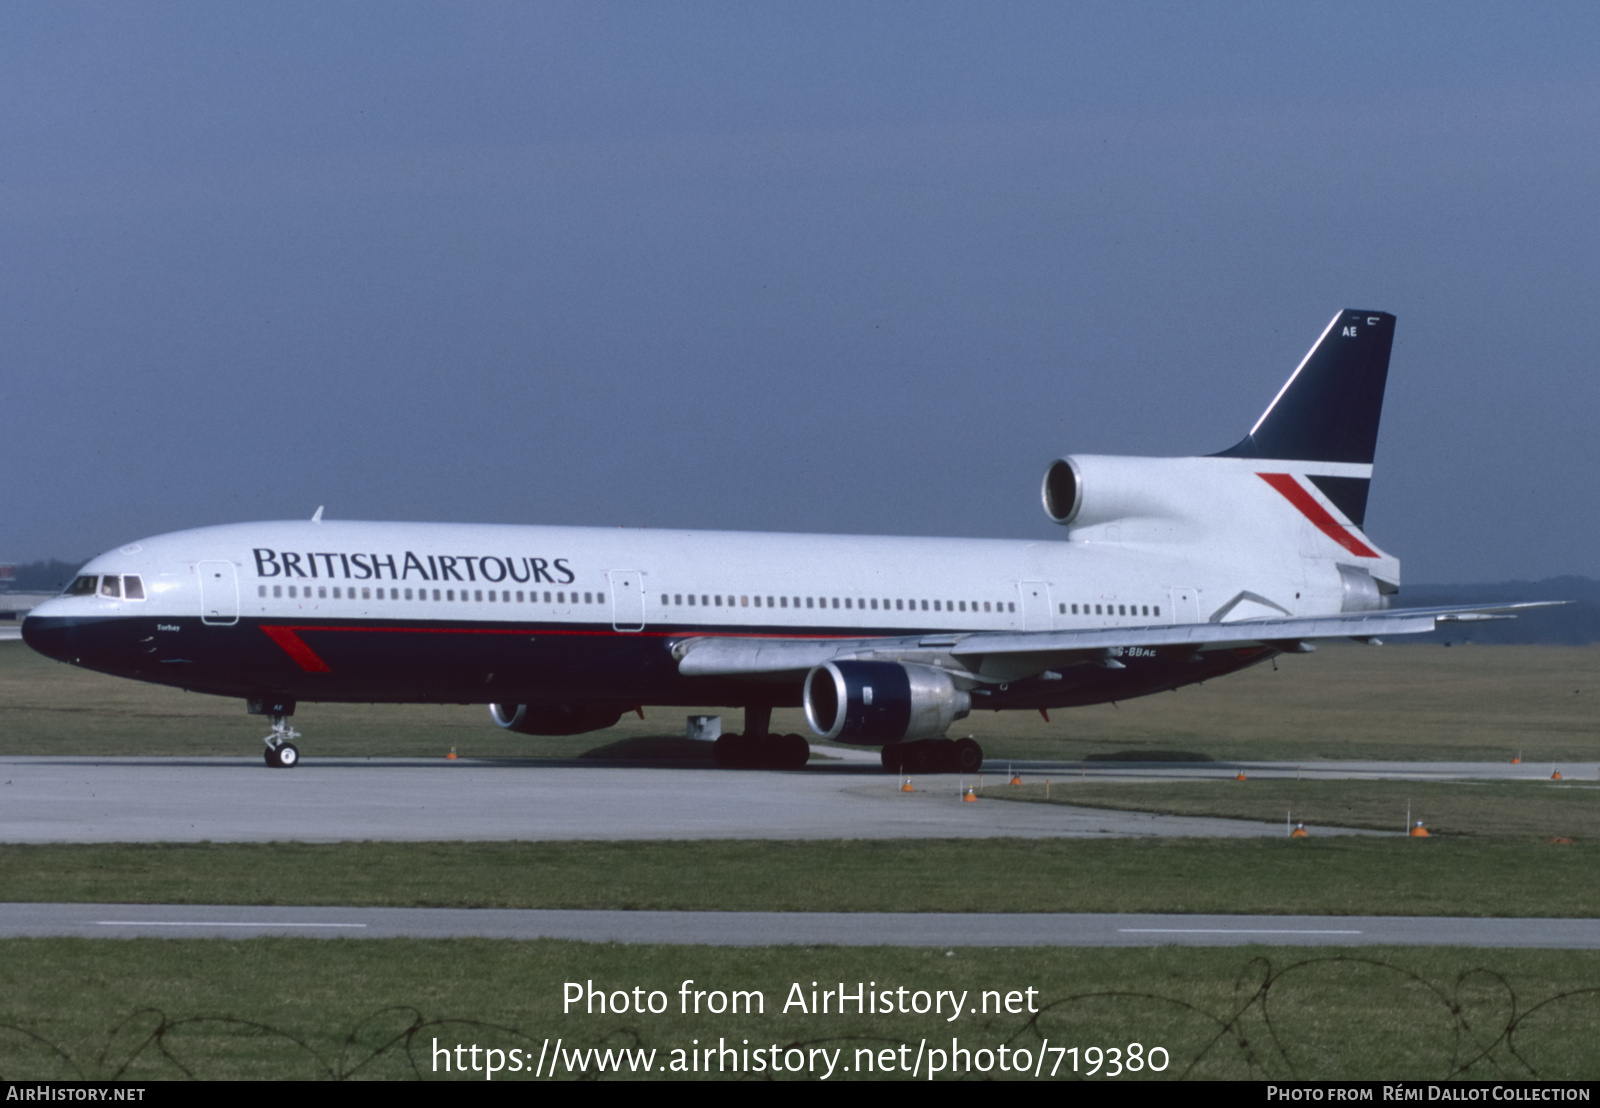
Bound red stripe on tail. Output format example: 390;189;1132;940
1258;472;1380;558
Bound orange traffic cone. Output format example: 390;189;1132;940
1552;769;1564;780
1290;822;1308;838
901;777;915;793
446;746;458;760
1236;771;1248;781
962;787;978;803
1409;821;1430;837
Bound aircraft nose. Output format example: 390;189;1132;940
20;607;74;663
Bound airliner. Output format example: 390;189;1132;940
22;310;1544;770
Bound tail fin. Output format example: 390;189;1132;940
1215;309;1395;466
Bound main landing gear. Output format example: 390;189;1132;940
248;698;301;769
880;737;983;774
712;704;811;770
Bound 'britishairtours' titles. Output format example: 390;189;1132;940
251;548;577;585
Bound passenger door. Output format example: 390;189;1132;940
198;561;239;625
609;570;646;632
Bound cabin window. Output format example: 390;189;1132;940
447;590;455;601
273;585;283;598
258;585;267;598
767;596;775;607
779;597;787;607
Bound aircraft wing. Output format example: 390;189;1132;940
674;601;1562;682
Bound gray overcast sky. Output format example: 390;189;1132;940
3;2;1596;584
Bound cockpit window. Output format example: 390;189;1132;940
122;576;145;600
100;576;122;599
64;576;97;596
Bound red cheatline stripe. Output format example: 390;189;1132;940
259;625;333;672
1258;472;1379;558
258;623;866;671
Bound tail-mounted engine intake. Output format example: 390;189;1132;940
1040;454;1213;541
802;661;971;745
1042;454;1186;528
489;703;624;736
1041;457;1084;524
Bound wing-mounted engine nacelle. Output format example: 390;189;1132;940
489;702;624;736
803;661;971;745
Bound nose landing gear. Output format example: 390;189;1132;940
263;715;301;768
248;698;301;769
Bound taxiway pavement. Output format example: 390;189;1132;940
0;755;1320;842
3;755;1582;844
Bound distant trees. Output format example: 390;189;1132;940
6;559;84;593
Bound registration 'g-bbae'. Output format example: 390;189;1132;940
23;311;1546;770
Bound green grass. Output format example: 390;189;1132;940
983;778;1600;839
4;639;1596;762
2;838;1596;917
2;939;1597;1080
